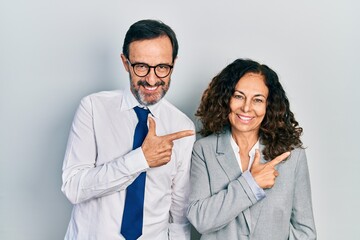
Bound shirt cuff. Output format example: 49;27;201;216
123;147;149;174
242;170;266;201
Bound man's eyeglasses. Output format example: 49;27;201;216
127;59;173;78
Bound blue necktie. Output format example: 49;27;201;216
121;106;149;240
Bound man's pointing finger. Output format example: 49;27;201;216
165;130;195;141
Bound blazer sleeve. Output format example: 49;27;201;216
289;149;317;239
186;141;260;234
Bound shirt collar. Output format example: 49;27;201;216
230;136;260;171
230;136;260;155
249;140;260;160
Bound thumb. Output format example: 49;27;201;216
252;149;261;166
147;117;157;136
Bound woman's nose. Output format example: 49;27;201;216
241;100;251;112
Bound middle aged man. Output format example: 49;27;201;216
61;19;195;240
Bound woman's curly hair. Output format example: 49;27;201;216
196;59;303;160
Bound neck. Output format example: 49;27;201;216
231;131;259;153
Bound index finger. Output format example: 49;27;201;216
164;130;195;141
269;151;290;167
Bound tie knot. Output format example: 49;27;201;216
134;106;149;122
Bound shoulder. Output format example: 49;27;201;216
82;90;123;102
290;147;308;166
158;99;195;130
195;133;218;145
194;128;229;147
280;147;308;172
193;133;219;153
79;90;123;109
290;147;306;161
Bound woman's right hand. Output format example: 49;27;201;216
250;150;290;189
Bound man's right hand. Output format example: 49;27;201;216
142;117;194;168
250;150;290;189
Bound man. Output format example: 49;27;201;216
61;19;195;240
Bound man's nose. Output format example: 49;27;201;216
145;67;158;85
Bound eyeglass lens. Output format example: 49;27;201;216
133;63;171;78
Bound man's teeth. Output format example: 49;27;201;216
145;86;157;91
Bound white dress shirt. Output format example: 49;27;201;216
229;137;259;173
61;88;195;240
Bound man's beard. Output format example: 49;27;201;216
130;78;170;106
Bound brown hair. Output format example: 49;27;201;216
196;59;303;160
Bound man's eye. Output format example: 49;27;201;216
136;64;148;69
134;64;149;72
157;65;169;70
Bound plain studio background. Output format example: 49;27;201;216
1;0;359;239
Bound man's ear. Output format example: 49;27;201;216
120;54;130;72
170;57;177;73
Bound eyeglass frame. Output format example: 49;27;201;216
126;59;174;78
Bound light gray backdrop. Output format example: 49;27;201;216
1;0;359;239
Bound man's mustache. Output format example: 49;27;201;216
137;80;165;87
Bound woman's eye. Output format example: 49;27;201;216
254;98;264;103
233;95;244;99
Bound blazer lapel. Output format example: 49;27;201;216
250;192;265;232
250;143;266;232
215;129;253;232
215;129;241;181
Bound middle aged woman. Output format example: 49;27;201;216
187;59;316;239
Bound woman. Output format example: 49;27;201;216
187;59;316;239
